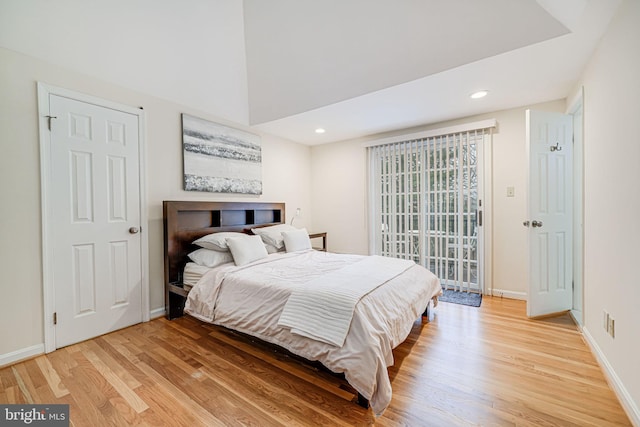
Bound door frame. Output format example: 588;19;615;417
479;132;493;296
567;87;584;326
37;82;149;353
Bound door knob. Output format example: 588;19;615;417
523;221;530;227
531;220;543;228
129;227;139;234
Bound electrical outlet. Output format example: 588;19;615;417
609;317;615;338
604;310;609;331
506;186;515;197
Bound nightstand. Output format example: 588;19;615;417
309;232;327;251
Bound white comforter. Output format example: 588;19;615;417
184;250;441;415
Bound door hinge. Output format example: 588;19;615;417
45;115;57;131
53;312;57;325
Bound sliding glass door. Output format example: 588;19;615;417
369;129;488;293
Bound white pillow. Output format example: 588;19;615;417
282;228;312;253
264;243;284;254
251;224;298;249
187;248;234;268
193;232;246;251
226;235;269;266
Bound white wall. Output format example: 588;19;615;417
311;99;566;299
0;0;249;125
575;0;640;421
310;140;369;254
0;47;312;360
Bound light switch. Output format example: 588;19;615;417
507;186;515;197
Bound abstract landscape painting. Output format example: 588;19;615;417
182;114;262;194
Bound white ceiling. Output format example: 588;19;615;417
245;0;622;145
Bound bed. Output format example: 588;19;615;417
163;201;441;415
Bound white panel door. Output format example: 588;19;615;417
526;110;573;317
49;94;142;348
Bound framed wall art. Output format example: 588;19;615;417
182;114;262;195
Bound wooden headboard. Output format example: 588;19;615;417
163;200;285;318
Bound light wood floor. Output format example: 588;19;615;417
0;297;631;426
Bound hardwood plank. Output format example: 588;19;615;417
34;355;70;398
0;364;19;390
3;386;29;404
135;383;210;427
80;345;149;414
83;339;142;390
11;365;35;404
65;350;137;427
133;359;228;427
0;296;631;426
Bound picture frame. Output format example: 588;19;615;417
182;114;262;195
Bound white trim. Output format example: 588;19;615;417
37;83;55;353
38;83;145;115
37;82;149;353
481;133;493;297
138;101;150;323
366;147;376;255
0;344;44;368
150;307;166;320
363;119;497;148
570;90;584;327
491;289;527;300
566;86;584;115
582;327;640;426
569;310;583;330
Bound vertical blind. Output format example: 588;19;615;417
368;127;491;293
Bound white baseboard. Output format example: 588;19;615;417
569;309;584;329
490;289;527;300
0;344;44;368
582;327;640;426
150;307;166;320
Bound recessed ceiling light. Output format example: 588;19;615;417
470;90;488;99
315;128;326;134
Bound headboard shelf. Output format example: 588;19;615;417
163;201;286;319
173;208;282;230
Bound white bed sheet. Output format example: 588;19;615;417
182;262;216;291
184;250;441;415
